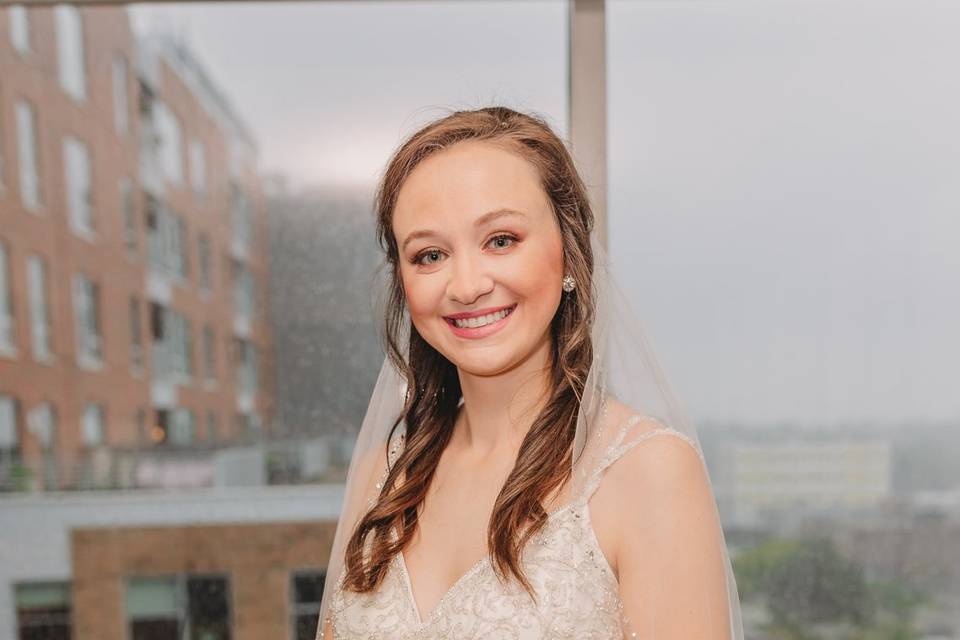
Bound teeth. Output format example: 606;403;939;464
452;306;512;329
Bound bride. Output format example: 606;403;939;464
317;106;743;639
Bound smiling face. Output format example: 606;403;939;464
392;140;566;376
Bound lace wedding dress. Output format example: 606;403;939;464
321;413;703;640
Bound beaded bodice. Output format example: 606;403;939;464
320;414;701;639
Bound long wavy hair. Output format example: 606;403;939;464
341;106;597;603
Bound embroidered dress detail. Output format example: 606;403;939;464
322;414;701;639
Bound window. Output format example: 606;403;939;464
177;216;190;278
198;233;211;291
120;177;137;254
146;198;190;279
0;395;20;485
15;581;71;640
81;402;104;447
26;402;56;451
155;101;183;185
170;408;194;446
15;100;41;210
27;254;52;362
229;181;253;253
205;411;218;444
9;5;30;55
202;323;215;382
290;571;326;640
72;273;102;368
64;135;94;237
54;4;85;102
129;295;142;370
126;574;231;640
112;54;129;136
234;338;258;395
189;139;206;201
0;395;18;449
232;261;255;320
0;239;14;355
151;408;169;445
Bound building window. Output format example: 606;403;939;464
112;54;128;136
72;273;102;368
126;575;231;640
205;411;218;444
170;407;194;446
146;197;191;279
177;216;190;279
189;139;206;201
202;324;215;382
54;5;85;102
150;408;168;445
229;181;253;254
9;5;31;55
155;101;183;186
0;239;15;355
81;402;104;447
120;177;137;254
198;234;211;291
63;136;94;238
26;401;56;451
0;394;21;488
129;295;142;371
233;338;258;395
232;260;255;321
15;100;41;211
27;254;52;362
15;581;71;640
290;571;326;640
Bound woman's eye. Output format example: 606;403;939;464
488;234;517;250
415;249;443;266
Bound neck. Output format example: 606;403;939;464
453;332;554;459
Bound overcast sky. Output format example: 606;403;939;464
129;1;959;428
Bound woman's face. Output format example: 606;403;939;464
392;140;565;376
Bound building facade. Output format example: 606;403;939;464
0;5;272;492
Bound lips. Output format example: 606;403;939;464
443;303;517;321
444;303;517;339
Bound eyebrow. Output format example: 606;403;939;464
400;208;527;252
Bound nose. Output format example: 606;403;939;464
446;253;494;306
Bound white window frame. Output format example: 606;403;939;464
81;402;104;447
112;54;129;137
54;4;86;103
120;177;137;254
15;100;41;211
0;240;14;356
72;273;102;369
27;254;52;362
63;135;95;239
9;5;31;56
189;139;206;201
155;101;183;186
0;394;17;449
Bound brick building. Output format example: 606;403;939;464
0;5;273;491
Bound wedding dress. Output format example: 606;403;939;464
323;404;709;639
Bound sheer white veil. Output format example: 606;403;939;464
316;230;744;639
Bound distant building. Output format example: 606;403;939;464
0;486;340;640
0;5;272;492
716;438;893;529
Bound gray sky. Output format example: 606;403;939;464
130;1;959;428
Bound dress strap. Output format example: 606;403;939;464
577;414;704;506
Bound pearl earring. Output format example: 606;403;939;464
562;274;576;293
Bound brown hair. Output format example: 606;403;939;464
341;106;597;603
